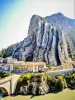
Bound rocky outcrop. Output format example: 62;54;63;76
12;14;70;66
19;75;49;95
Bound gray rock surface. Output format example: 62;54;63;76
12;14;71;65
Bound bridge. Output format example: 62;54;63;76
0;74;20;95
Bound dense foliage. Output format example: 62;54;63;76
15;72;75;95
0;43;17;58
0;71;13;78
16;73;48;95
65;72;75;89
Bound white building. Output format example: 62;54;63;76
0;64;13;71
13;61;49;73
0;57;4;63
5;57;17;64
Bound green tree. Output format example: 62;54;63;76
65;72;75;89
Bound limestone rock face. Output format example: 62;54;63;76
12;15;70;65
19;75;49;95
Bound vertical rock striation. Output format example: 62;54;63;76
12;14;70;66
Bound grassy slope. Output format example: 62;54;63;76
1;89;75;100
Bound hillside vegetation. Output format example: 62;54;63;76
0;43;17;58
15;72;75;95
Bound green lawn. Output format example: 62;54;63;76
1;89;75;100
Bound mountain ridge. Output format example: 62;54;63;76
12;12;75;65
1;13;75;65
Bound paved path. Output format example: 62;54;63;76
47;68;75;76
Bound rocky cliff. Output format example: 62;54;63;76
12;13;75;65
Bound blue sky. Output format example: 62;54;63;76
0;0;74;50
0;0;30;50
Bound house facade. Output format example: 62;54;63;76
13;61;48;73
0;57;4;63
5;57;17;64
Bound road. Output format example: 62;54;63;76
0;68;75;76
47;68;75;76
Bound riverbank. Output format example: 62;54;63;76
1;89;75;100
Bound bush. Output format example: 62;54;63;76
15;72;75;95
0;72;13;78
47;75;58;92
65;72;75;89
16;73;48;95
56;76;67;91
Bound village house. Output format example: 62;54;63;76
0;63;13;71
0;57;4;64
4;57;17;64
13;61;48;73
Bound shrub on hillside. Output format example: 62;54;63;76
65;72;75;89
16;73;49;95
0;72;13;78
56;76;67;91
47;75;58;92
15;72;75;95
